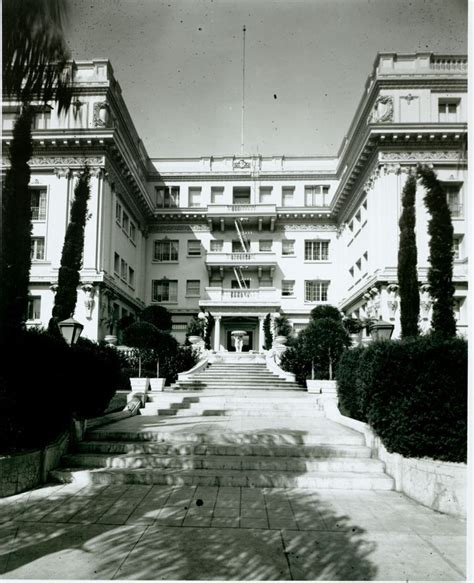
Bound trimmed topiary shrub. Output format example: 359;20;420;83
123;321;160;376
337;336;467;462
69;338;122;419
335;346;366;420
280;346;311;385
310;305;342;322
140;305;172;332
0;328;72;452
263;313;273;350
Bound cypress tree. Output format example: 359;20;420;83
0;106;34;337
397;173;420;337
50;168;91;326
263;313;273;350
417;165;456;338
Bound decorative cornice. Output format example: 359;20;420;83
274;223;336;232
148;223;210;232
379;150;465;162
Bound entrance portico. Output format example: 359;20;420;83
212;313;268;352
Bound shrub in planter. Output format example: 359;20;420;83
336;346;367;420
186;316;205;339
364;336;467;462
141;305;172;332
0;329;72;452
69;338;122;419
160;345;199;385
280;346;311;385
123;321;160;377
274;314;292;338
117;367;157;391
310;305;342;322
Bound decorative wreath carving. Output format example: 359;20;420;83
369;95;394;124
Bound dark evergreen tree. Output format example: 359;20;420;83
50;168;91;326
0;107;34;337
141;305;173;332
1;0;72;338
417;165;456;337
397;173;420;337
263;313;273;350
310;305;342;322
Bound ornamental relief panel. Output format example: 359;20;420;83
29;156;105;167
275;224;336;232
150;224;210;232
379;151;464;162
368;95;394;124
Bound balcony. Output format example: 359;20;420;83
200;287;280;308
205;251;278;270
207;203;277;230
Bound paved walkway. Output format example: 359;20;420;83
0;481;466;580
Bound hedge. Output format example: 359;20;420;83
336;336;467;462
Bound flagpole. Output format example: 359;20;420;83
241;25;246;157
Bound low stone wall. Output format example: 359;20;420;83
323;399;466;517
0;432;69;498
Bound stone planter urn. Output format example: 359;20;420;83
274;335;287;345
104;334;118;346
188;335;203;345
149;378;166;392
306;379;337;395
129;377;150;406
231;330;247;353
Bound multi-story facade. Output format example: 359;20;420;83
1;53;468;348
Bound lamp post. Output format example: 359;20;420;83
58;317;84;346
369;319;395;341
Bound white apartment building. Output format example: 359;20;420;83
1;53;468;349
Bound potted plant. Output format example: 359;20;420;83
299;316;351;394
122;321;160;402
186;316;205;344
342;317;364;347
101;288;119;345
273;314;292;345
149;330;178;391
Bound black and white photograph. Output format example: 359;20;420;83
0;0;469;580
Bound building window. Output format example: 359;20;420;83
186;280;200;297
27;296;41;320
152;279;178;302
305;240;329;261
305;281;329;302
282;187;295;207
211;186;224;204
210;239;223;252
438;100;459;123
31;237;45;261
115;202;122;224
30;188;47;221
259;240;273;252
155;186;180;208
259;186;273;203
154;240;179;261
305;185;330;207
2;111;17;130
282;280;295;297
128;267;135;288
282;240;295;256
120;259;126;280
122;211;129;232
114;252;120;274
232;240;245;253
444;183;463;217
188;187;202;207
453;235;463;260
129;222;136;243
187;240;201;256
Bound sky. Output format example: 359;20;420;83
66;0;468;158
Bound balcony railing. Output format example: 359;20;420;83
201;287;280;305
205;252;277;266
207;203;277;215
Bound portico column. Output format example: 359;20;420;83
258;315;265;352
214;316;222;352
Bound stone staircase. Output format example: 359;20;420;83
169;362;304;391
51;360;394;491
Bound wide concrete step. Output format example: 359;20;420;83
172;383;304;391
146;395;315;405
62;452;385;473
76;441;373;458
141;408;325;418
50;467;394;489
85;429;366;446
